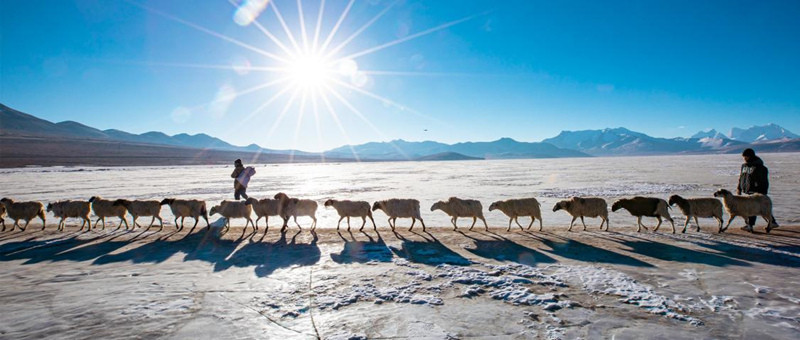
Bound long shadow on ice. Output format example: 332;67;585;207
0;232;122;265
460;231;556;266
330;231;393;264
93;228;239;267
389;232;470;266
523;233;655;268
214;230;320;277
688;239;800;267
616;235;750;267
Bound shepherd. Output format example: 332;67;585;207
231;159;256;200
736;148;779;232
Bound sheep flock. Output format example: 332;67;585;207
0;190;781;234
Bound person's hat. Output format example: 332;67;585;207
234;159;242;164
742;148;756;157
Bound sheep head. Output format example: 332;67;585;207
553;201;569;212
113;199;131;207
324;199;335;207
611;199;625;212
244;198;257;205
160;198;175;206
274;192;289;201
209;206;219;216
431;201;444;212
371;201;383;212
488;201;499;211
667;195;681;206
88;196;100;203
46;203;54;212
713;189;731;198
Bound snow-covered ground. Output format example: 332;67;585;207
1;153;799;338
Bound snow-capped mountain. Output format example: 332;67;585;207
728;124;799;143
690;129;728;140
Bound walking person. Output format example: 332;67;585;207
736;148;779;232
231;159;256;200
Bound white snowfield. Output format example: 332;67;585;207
0;153;799;339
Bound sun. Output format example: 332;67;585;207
284;53;333;89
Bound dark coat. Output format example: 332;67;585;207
737;156;769;194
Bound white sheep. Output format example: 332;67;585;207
371;199;425;232
245;197;283;229
668;195;723;233
88;196;129;230
159;198;209;230
274;193;318;230
489;198;543;231
324;199;376;231
0;198;46;231
552;197;609;231
113;199;164;230
611;197;675;233
47;200;91;231
210;200;255;232
713;189;776;233
431;197;488;231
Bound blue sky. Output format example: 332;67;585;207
2;0;799;151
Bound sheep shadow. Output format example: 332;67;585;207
617;235;750;267
460;231;556;266
524;233;655;268
330;231;393;264
687;239;800;268
214;230;320;277
0;232;124;265
389;232;470;266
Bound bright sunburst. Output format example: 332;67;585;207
130;0;479;160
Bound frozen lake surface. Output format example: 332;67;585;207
1;153;798;339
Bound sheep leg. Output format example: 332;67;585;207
482;217;488;231
122;216;129;230
369;215;377;230
157;217;164;231
420;218;426;232
456;217;462;231
762;214;774;233
568;216;577;231
192;216;199;230
23;219;32;231
337;216;344;230
715;216;723;232
470;217;478;231
409;218;415;231
360;217;366;231
94;217;102;229
294;216;301;228
636;216;643;232
668;217;675;234
346;216;351;231
515;217;524;230
654;216;663;232
538;217;543;232
525;217;533;231
682;217;690;233
180;216;186;231
694;216;701;232
721;216;735;233
581;216;587;231
506;218;513;232
311;216;317;230
254;216;261;229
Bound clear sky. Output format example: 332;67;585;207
2;0;799;152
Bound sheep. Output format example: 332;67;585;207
371;199;425;232
88;196;129;230
0;198;46;231
611;197;675;233
113;199;164;230
274;193;318;231
0;204;5;230
47;200;91;231
159;198;209;230
667;195;724;233
324;199;376;231
713;189;776;233
489;198;543;231
431;197;488;231
552;197;609;231
210;200;255;232
244;197;283;229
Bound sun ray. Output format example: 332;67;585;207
329;77;429;120
125;0;289;64
268;0;303;54
324;84;412;160
242;83;295;122
188;76;291;112
337;13;480;62
311;0;326;53
310;89;327;162
360;70;477;77
289;88;310;162
324;0;398;60
265;87;303;139
296;0;310;53
318;90;361;162
122;60;284;73
319;0;355;53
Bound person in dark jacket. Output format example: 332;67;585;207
736;148;778;231
231;159;255;200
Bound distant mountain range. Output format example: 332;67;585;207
1;103;798;167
